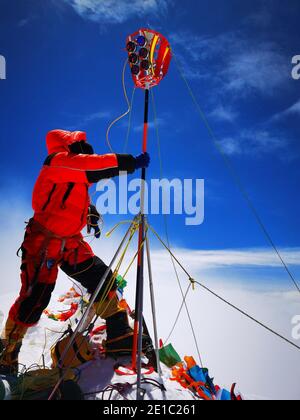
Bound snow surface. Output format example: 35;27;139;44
78;359;197;401
0;292;203;401
0;207;300;400
1;219;300;400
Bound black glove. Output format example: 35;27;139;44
135;152;150;170
87;205;101;239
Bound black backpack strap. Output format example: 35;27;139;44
43;153;58;166
61;182;75;209
42;184;57;211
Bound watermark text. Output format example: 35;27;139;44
95;174;205;226
0;55;6;80
292;315;300;340
291;55;300;80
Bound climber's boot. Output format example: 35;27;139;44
0;319;28;376
105;311;152;356
94;295;151;356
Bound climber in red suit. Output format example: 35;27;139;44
0;129;150;374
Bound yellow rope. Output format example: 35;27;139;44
122;226;149;280
105;59;133;153
94;220;140;315
62;218;140;281
96;224;148;317
106;218;140;239
65;258;95;278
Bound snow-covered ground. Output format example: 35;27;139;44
1;210;299;400
1;258;300;400
78;359;197;401
0;291;201;401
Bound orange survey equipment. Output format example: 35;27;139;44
126;28;172;90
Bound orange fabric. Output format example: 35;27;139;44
9;130;125;326
171;364;213;401
184;356;197;370
46;130;87;154
32;173;90;237
9;226;95;327
33;130;118;237
7;130;134;330
40;152;119;187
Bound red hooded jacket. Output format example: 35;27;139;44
32;130;136;237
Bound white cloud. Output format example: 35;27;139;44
18;18;32;27
171;31;288;97
133;117;165;133
170;30;294;161
284;99;300;115
1;198;300;399
218;137;242;155
150;247;300;270
66;110;111;130
82;110;111;124
17;15;37;27
165;285;300;400
222;48;288;96
245;8;273;27
170;31;239;63
218;129;289;157
272;99;300;121
1;220;300;399
209;105;238;123
64;0;171;23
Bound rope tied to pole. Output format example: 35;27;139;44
147;223;300;353
172;52;300;297
105;59;135;154
150;89;204;368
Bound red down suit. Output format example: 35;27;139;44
9;130;136;326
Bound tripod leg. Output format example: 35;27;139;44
48;217;138;400
145;228;162;376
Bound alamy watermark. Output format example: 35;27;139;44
0;55;6;80
291;55;300;80
292;315;300;341
95;174;204;226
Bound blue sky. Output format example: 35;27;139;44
0;0;300;290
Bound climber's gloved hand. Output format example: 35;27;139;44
87;205;101;239
135;152;150;170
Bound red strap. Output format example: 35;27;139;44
114;363;155;377
90;325;107;337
